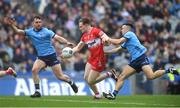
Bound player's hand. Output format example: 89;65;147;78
101;35;110;43
103;41;111;46
101;35;110;41
3;17;16;25
60;54;65;59
66;42;75;48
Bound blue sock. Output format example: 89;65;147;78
113;90;118;96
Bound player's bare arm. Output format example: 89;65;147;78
54;35;74;47
4;17;25;35
104;46;123;54
99;31;107;38
72;41;85;53
99;31;109;42
109;37;127;45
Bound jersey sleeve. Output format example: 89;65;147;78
123;32;132;40
48;29;55;38
93;28;102;38
24;28;31;38
121;43;125;48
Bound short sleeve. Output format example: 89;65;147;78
121;43;125;48
93;28;102;38
123;32;132;39
48;29;55;38
24;28;31;38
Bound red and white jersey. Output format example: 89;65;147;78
81;27;106;68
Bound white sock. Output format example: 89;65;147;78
36;89;40;92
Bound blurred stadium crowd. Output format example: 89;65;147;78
0;0;180;93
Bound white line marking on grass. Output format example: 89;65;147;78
0;97;179;107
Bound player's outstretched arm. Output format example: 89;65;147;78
99;32;110;44
72;41;85;53
54;35;74;47
104;46;123;54
3;17;25;35
109;37;127;45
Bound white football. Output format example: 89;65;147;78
62;47;73;58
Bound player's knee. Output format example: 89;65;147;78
84;75;88;81
87;79;95;85
87;80;92;85
55;73;64;80
32;68;39;74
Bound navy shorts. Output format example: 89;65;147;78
129;54;150;72
38;53;60;67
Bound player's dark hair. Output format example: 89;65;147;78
122;23;135;32
123;23;134;29
79;17;91;25
33;15;42;20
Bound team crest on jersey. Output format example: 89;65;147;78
86;38;101;48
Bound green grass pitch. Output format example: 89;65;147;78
0;95;180;107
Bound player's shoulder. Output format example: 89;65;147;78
90;27;102;36
92;27;101;32
41;27;50;31
124;31;136;37
42;27;54;32
125;31;135;35
24;27;34;34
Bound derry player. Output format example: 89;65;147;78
72;17;118;99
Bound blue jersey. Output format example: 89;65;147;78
25;27;56;56
121;31;147;62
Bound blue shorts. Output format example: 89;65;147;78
38;53;60;67
129;54;150;72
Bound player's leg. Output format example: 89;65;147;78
87;61;118;84
94;69;118;83
114;65;136;94
84;63;91;81
87;69;102;99
84;63;101;98
52;64;71;82
142;65;179;80
30;59;46;98
0;67;17;77
142;65;165;80
103;65;136;100
51;64;78;93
